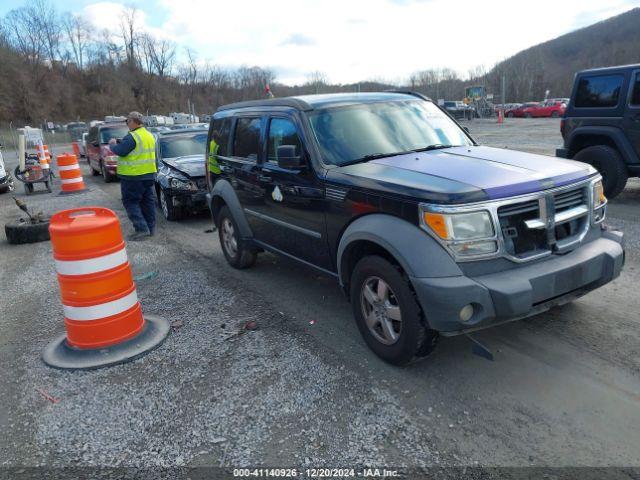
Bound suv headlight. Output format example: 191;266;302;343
420;207;498;258
592;179;606;223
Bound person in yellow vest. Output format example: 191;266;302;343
208;138;221;179
108;111;157;241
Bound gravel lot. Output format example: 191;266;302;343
0;119;639;479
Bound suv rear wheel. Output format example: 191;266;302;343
350;255;438;366
218;206;257;269
573;145;628;199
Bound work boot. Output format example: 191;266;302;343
127;231;148;242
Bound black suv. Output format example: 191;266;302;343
557;64;640;198
206;92;624;365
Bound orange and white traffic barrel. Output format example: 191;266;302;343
72;142;81;158
56;153;87;194
38;144;50;170
43;145;52;165
42;207;169;370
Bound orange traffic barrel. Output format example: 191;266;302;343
43;145;52;165
42;207;169;370
56;153;87;195
38;144;50;170
72;142;81;158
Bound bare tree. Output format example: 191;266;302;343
120;6;138;67
62;14;90;69
305;71;327;94
141;34;175;77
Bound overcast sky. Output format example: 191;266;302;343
2;0;640;84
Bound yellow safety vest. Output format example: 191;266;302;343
117;127;157;176
208;139;221;174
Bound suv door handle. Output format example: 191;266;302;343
258;174;272;182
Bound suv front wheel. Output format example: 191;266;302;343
218;206;257;269
573;145;628;199
350;255;438;366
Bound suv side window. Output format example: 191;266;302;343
631;72;640;106
88;126;98;145
575;74;624;108
233;117;261;161
267;118;302;164
210;117;231;156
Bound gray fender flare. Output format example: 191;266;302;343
208;179;253;239
336;214;462;288
567;126;639;164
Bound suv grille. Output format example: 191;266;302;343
497;185;589;260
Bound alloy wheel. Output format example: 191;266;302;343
360;276;402;345
221;217;238;257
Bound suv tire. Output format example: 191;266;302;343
218;205;257;269
573;145;628;199
350;255;438;366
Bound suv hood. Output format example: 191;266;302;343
328;146;596;204
162;155;205;178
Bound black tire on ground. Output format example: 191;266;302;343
218;205;257;269
101;161;115;183
158;187;182;221
23;183;34;194
350;255;438;366
5;220;50;244
573;145;628;199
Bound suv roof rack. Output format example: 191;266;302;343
217;98;313;112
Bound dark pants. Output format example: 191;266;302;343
120;178;156;234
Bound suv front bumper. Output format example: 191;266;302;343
411;230;624;334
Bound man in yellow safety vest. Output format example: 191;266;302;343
109;111;157;241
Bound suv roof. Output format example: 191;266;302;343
576;63;640;75
217;92;426;113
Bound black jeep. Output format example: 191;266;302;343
556;64;640;198
206;92;624;365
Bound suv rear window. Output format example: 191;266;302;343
575;74;624;108
100;125;129;143
233;117;261;160
631;72;640;106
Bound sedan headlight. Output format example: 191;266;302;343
170;178;197;191
420;207;498;258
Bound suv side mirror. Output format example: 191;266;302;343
277;145;305;169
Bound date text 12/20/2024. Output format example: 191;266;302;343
233;468;400;478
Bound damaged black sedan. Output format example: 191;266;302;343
155;129;208;221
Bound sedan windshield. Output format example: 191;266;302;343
307;100;472;166
160;133;207;158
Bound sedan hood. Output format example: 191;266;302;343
162;155;205;178
328;146;595;204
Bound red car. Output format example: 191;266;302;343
86;122;129;182
505;102;539;118
522;100;567;118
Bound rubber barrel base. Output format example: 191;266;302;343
58;187;90;196
42;314;170;370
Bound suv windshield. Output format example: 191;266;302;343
100;126;129;143
160;133;207;158
307;100;472;165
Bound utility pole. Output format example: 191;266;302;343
502;74;506;107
